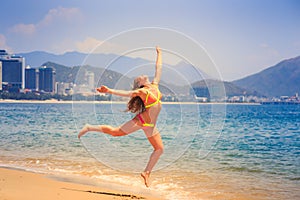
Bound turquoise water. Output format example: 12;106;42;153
0;102;299;199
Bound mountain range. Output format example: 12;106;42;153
233;56;300;97
42;62;190;96
43;62;132;90
19;51;300;97
19;51;208;86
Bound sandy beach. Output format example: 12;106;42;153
0;167;161;200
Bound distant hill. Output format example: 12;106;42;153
42;62;132;89
19;51;208;85
192;79;260;98
41;62;188;95
233;56;300;97
19;51;114;68
20;51;300;97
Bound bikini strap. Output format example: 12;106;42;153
143;123;155;127
144;86;161;108
145;90;150;104
137;114;154;127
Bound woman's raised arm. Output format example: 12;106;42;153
152;46;162;85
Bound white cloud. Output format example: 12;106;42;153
0;34;13;53
45;37;125;54
38;7;82;27
74;37;180;65
10;23;36;35
8;6;82;36
75;37;127;54
76;37;101;53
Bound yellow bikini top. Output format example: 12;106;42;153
143;84;162;108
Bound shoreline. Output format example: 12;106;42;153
0;99;261;105
0;167;162;200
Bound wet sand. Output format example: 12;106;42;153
0;167;161;200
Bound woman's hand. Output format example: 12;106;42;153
156;46;161;54
97;85;111;93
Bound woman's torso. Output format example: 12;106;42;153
140;84;162;124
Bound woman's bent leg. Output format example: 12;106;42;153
78;120;142;138
141;131;164;187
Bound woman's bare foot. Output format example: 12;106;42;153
141;171;150;187
78;124;90;138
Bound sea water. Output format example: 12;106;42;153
0;102;299;200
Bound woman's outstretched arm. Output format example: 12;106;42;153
97;85;144;97
152;46;162;85
97;85;133;97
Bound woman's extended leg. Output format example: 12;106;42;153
141;130;164;187
78;119;141;138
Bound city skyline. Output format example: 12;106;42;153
0;49;299;103
0;49;57;93
0;0;299;81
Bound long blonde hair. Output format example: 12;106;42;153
127;76;147;114
127;96;146;114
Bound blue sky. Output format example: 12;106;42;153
0;0;299;80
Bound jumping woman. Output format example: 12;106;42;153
78;46;163;187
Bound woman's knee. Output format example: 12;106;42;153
110;127;126;137
155;147;164;155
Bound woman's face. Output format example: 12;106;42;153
135;75;149;88
138;75;149;86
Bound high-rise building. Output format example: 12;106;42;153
0;50;8;57
86;71;94;91
38;66;56;93
25;66;37;90
0;50;25;91
56;82;73;95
